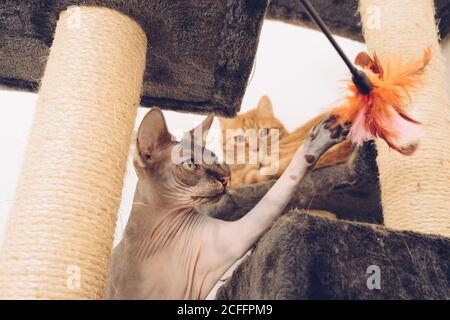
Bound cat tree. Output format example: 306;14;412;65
216;0;450;299
0;7;146;299
360;0;450;237
0;1;268;299
0;0;448;299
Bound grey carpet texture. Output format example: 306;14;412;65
1;1;448;116
0;0;269;116
216;211;450;300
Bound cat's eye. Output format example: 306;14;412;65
235;134;245;144
260;128;270;137
182;160;198;171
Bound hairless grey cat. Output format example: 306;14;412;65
106;108;350;299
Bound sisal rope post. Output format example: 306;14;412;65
0;7;147;299
360;0;450;237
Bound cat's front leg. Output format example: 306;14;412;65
302;115;351;168
217;116;351;259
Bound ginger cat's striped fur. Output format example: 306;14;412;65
219;96;353;188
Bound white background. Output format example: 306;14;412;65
0;20;448;246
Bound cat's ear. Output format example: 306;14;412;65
137;108;172;162
257;95;274;117
186;114;214;147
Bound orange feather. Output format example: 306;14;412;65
332;48;432;155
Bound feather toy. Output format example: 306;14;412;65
297;0;432;156
331;49;432;155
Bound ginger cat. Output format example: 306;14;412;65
219;96;353;187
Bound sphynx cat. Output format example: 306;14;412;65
106;108;350;299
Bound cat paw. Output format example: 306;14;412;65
304;115;351;167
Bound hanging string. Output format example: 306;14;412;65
299;0;373;94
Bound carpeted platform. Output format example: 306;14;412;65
1;1;448;116
0;0;269;116
216;210;450;300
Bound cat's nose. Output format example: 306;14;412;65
220;176;230;187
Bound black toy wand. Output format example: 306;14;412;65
299;0;373;94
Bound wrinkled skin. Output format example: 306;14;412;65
105;108;349;299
